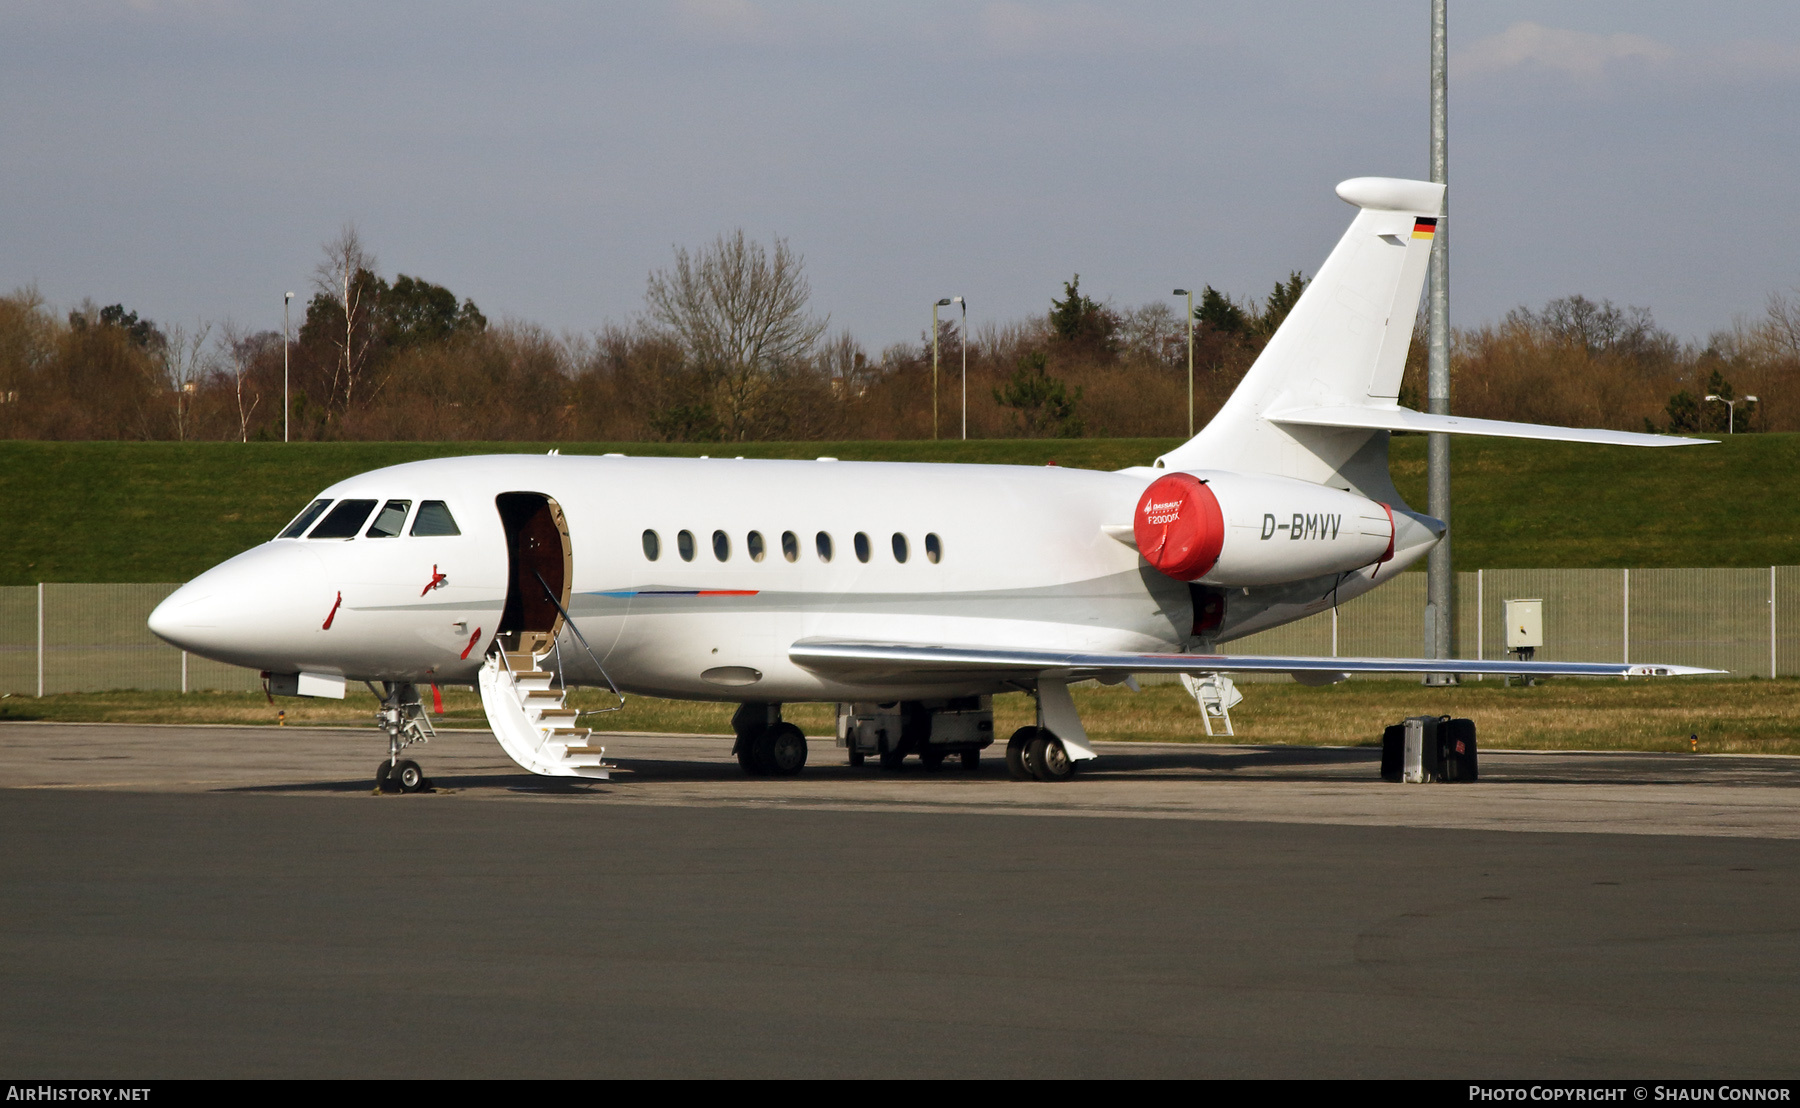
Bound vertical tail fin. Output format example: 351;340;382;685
1156;177;1444;495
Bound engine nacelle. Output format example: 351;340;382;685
1133;470;1394;587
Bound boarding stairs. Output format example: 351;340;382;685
478;649;612;779
1180;672;1242;737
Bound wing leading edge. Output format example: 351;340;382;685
790;639;1722;683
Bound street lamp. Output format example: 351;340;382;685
932;298;953;440
283;291;294;443
1705;393;1758;434
950;296;967;440
1173;288;1194;437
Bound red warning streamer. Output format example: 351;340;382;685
460;627;482;660
321;591;342;630
421;565;447;596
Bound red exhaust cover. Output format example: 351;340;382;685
1134;473;1225;580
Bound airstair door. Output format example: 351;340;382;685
495;492;571;656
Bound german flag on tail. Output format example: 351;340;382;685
1411;217;1438;240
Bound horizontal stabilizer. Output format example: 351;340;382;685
791;640;1721;682
1267;405;1712;448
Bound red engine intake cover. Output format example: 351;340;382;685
1133;473;1225;581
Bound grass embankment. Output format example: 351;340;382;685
6;678;1796;755
0;438;1176;586
1;433;1795;586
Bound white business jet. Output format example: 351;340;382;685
148;177;1715;791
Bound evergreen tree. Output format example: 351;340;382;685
994;350;1084;438
1257;272;1308;335
1196;286;1245;335
1049;274;1117;355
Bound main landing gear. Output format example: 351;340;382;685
373;681;436;793
732;703;808;777
1004;726;1079;782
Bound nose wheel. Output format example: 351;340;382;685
376;758;430;793
372;681;436;793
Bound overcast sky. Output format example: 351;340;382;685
4;1;1797;352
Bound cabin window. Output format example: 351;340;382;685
410;501;461;537
678;530;695;561
278;499;331;539
781;531;799;562
816;531;833;562
308;499;378;540
713;530;730;561
892;533;909;563
365;500;412;538
642;530;660;561
854;532;871;563
747;531;766;562
925;533;942;563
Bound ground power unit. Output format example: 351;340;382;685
838;697;996;770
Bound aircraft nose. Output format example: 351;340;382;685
148;543;326;664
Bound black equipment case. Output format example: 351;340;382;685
1381;715;1478;783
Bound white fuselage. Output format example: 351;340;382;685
148;453;1435;701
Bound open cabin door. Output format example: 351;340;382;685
495;492;572;656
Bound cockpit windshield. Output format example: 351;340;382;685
410;501;461;536
365;500;412;538
278;499;332;539
307;499;378;540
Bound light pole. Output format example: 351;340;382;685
932;298;952;440
1173;288;1194;437
283;291;293;443
952;296;967;440
1424;0;1455;682
1705;393;1757;434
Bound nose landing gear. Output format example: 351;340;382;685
372;682;436;793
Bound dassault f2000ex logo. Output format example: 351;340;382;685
1262;513;1342;541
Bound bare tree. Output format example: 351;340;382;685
645;230;827;440
160;320;213;441
312;224;379;416
216;322;267;442
1760;289;1800;363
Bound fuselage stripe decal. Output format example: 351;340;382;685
586;589;760;599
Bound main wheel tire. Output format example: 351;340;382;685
878;740;906;771
737;744;766;775
765;723;808;776
750;729;780;775
393;759;428;793
920;748;947;771
961;749;982;771
375;760;396;792
848;748;865;767
1028;734;1076;782
1005;727;1036;781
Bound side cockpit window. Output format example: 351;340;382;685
308;499;378;540
278;499;332;539
410;500;461;537
365;500;412;538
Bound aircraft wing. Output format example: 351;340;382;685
789;639;1722;683
1265;404;1713;448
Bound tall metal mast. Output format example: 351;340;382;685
1425;0;1455;680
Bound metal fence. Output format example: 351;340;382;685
1226;567;1800;680
2;570;1797;695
